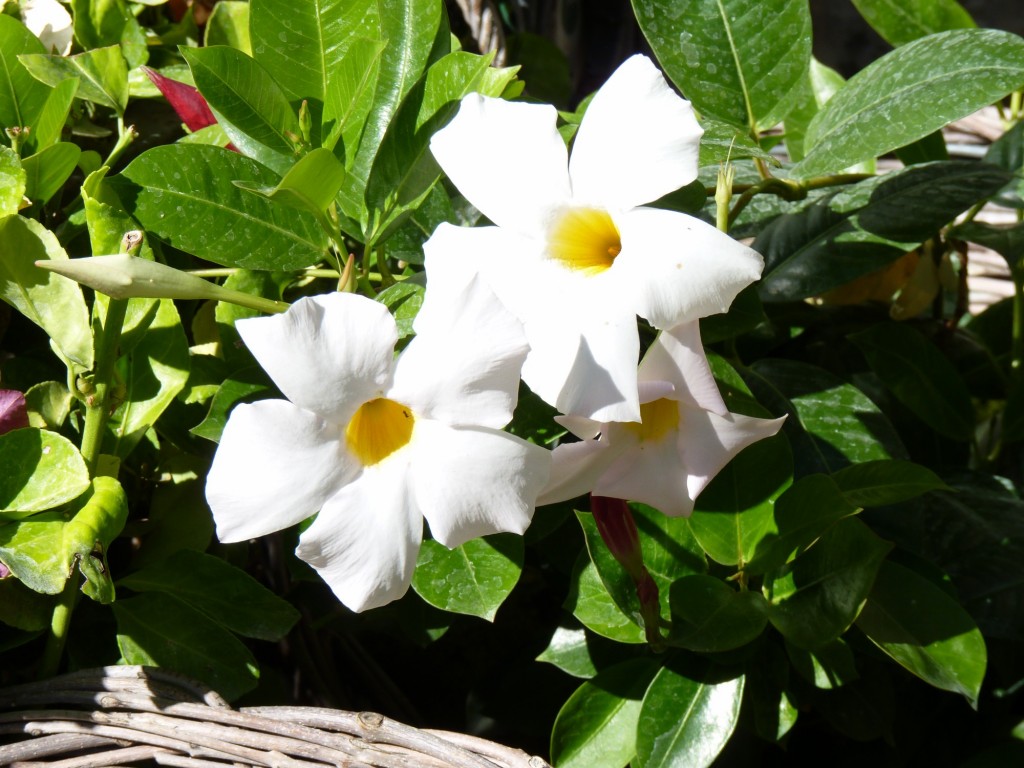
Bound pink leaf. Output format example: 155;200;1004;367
0;390;29;436
143;66;218;133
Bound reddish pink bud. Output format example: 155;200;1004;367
591;495;644;580
143;67;218;133
0;390;28;436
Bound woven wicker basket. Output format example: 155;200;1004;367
0;666;552;768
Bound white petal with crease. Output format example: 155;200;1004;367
640;322;727;415
206;400;355;542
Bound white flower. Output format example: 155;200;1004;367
205;280;551;612
428;53;764;423
19;0;72;55
538;322;784;517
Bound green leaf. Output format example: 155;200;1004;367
0;14;49;132
25;381;72;430
850;323;974;442
118;549;299;640
551;658;659;768
411;533;523;621
63;476;128;603
566;554;645;644
375;280;424;339
70;0;146;67
204;0;251;53
745;359;906;476
745;473;861;575
0;146;26;217
784;59;845;163
856;560;986;705
365;51;518;242
795;29;1024;178
831;459;948;507
114;592;260;701
181;46;300;175
338;0;443;229
382;183;453;266
212;269;288;370
632;0;811;132
764;518;891;649
0;578;51;632
107;298;190;458
109;144;329;270
536;626;599;679
635;663;744;768
698;119;779;168
232;147;345;220
668;575;768;652
20;45;129;115
23;77;78;154
687;433;793;567
953;221;1024;280
0;215;93;369
322;35;387;158
191;366;273;443
850;0;975;47
0;428;89;517
756;161;1012;301
578;503;706;630
250;0;377;102
22;141;80;205
785;637;860;689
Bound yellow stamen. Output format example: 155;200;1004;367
626;398;680;442
345;398;415;466
548;207;622;275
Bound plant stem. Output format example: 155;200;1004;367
1012;269;1024;384
79;298;128;476
39;575;80;679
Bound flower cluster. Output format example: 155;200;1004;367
206;54;783;612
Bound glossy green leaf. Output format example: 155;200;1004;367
107;298;190;458
338;0;444;228
365;51;519;242
0;578;51;632
756;162;1012;301
191;366;273;443
856;560;986;705
322;36;387;159
182;46;299;174
745;473;860;575
536;626;599;679
698;119;778;168
566;555;645;644
746;359;906;476
375;280;425;339
668;575;768;652
0;512;70;593
764;518;891;649
832;459;948;507
578;504;706;630
0;146;26;217
204;0;251;53
20;45;129;115
850;0;974;47
635;664;744;768
22;141;80;205
795;30;1024;178
70;0;146;67
785;637;859;689
110;144;329;269
250;0;377;102
953;220;1024;279
0;215;93;369
551;658;659;768
850;323;974;442
0;14;49;132
212;269;289;370
632;0;811;132
118;549;299;640
25;381;72;430
784;59;845;163
23;77;78;154
411;533;523;621
687;433;793;567
114;592;259;701
382;184;453;266
233;148;345;220
0;428;89;517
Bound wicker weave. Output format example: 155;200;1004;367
0;667;552;768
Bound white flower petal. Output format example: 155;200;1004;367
206;400;354;542
681;409;786;502
594;420;697;516
411;420;551;548
640;322;727;415
296;457;421;612
521;305;641;422
395;272;527;429
569;54;702;210
430;94;571;236
613;207;764;329
537;437;623;507
238;293;397;424
21;0;73;55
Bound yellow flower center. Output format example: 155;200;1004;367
626;398;680;442
345;398;415;466
548;207;622;275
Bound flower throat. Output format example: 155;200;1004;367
549;208;622;275
345;398;415;465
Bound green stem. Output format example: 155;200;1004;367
102;119;137;169
79;297;128;476
1011;268;1024;384
375;246;395;287
39;574;80;679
